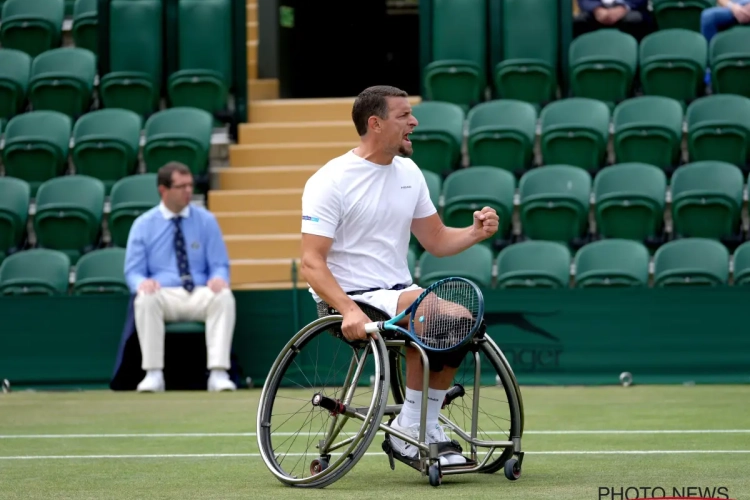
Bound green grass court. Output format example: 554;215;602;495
2;385;749;499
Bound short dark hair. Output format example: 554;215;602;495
157;162;191;188
352;85;409;136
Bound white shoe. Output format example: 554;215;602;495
207;370;237;392
427;423;467;465
137;371;165;393
388;416;467;466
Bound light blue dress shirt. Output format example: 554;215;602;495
124;202;230;293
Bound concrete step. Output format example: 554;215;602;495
208;188;302;212
246;3;257;22
215;210;301;235
230;258;300;284
247;21;258;42
248;60;257;81
247;41;257;63
249;79;279;101
226;234;301;259
229;142;355;167
238;120;358;144
249;96;422;123
219;166;317;189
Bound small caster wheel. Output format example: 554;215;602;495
504;458;521;480
310;458;329;475
428;463;442;487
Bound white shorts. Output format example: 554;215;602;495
348;284;421;318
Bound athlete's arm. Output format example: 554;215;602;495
411;208;499;258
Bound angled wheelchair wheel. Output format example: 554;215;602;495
256;315;390;488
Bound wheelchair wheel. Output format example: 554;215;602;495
256;315;390;488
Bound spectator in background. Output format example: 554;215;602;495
574;0;654;42
701;0;750;42
124;162;237;393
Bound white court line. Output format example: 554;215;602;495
1;430;749;439
2;450;750;460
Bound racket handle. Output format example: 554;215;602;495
364;322;382;334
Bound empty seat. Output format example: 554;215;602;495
0;177;30;263
653;237;729;286
670;161;744;241
409;102;464;175
71;109;143;193
72;0;98;56
612;96;684;169
731;241;750;285
639;29;707;104
593;163;667;242
0;0;64;58
574;239;650;287
143;107;213;177
418;245;494;288
1;111;72;195
495;240;571;288
466;99;537;172
28;47;96;119
709;26;750;98
519;165;592;244
0;248;70;295
568;29;638;107
686;94;750;166
34;175;105;264
72;247;129;295
651;0;712;31
109;174;160;248
539;98;611;171
0;48;32;125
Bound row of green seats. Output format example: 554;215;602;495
414;237;745;289
0;107;213;195
0;0;79;24
410;94;750;175
0;174;160;265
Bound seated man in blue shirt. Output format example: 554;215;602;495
574;0;654;42
124;162;237;393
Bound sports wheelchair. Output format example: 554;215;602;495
256;298;525;488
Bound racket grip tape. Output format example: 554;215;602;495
364;322;382;334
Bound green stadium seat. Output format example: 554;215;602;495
466;99;537;173
422;0;487;109
651;0;712;31
653;237;729;287
0;177;30;263
72;247;129;295
71;109;143;194
574;239;650;287
28;47;96;119
612;96;684;170
686;94;750;167
65;0;75;16
0;48;32;125
109;174;160;248
495;240;571;288
418;244;494;288
100;0;163;116
731;241;750;286
143;107;213;178
670;161;744;242
34;175;105;264
518;165;592;245
709;26;750;98
639;29;707;104
593;163;667;243
72;0;98;56
442;166;516;245
0;0;64;58
1;111;72;196
568;29;638;108
409;101;464;176
539;98;611;171
0;248;70;296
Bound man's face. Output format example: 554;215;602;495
160;171;194;210
377;97;419;157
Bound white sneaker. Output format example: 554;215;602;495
207;370;237;392
427;423;467;465
388;416;466;466
136;371;165;393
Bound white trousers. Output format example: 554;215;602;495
134;286;236;371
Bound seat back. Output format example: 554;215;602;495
651;0;712;31
639;29;707;104
409;101;465;175
0;0;65;57
29;47;96;118
73;247;129;295
466;99;537;171
0;177;30;257
0;248;70;295
574;239;650;287
540;98;611;171
0;48;32;123
653;238;729;286
496;240;571;288
731;240;750;285
109;174;160;247
72;0;99;55
143;107;213;176
709;26;750;98
686;94;750;166
418;245;494;288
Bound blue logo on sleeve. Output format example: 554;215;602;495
302;215;320;222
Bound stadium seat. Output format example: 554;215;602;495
72;247;129;295
0;177;30;263
568;29;638;108
539;98;611;171
612;96;684;170
422;0;487;109
33;175;106;264
593;162;667;243
409;101;464;175
639;29;707;105
686;94;750;167
1;110;72;196
418;245;494;288
518;165;592;245
142;107;213;178
495;240;571;288
651;0;712;31
168;0;232;115
0;248;70;296
28;47;96;119
494;0;558;105
0;0;64;58
653;237;729;287
108;174;160;248
670;161;744;241
72;0;98;56
442;166;516;244
99;0;163;116
466;99;537;173
709;26;750;98
71;109;143;194
0;48;32;125
574;239;650;287
730;241;750;286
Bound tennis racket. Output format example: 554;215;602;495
364;277;485;352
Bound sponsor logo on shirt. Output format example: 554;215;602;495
302;215;320;222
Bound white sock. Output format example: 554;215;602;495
210;369;228;380
426;388;447;427
146;369;163;379
398;387;422;426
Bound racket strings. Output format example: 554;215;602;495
414;280;481;350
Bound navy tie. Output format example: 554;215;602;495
173;216;194;292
